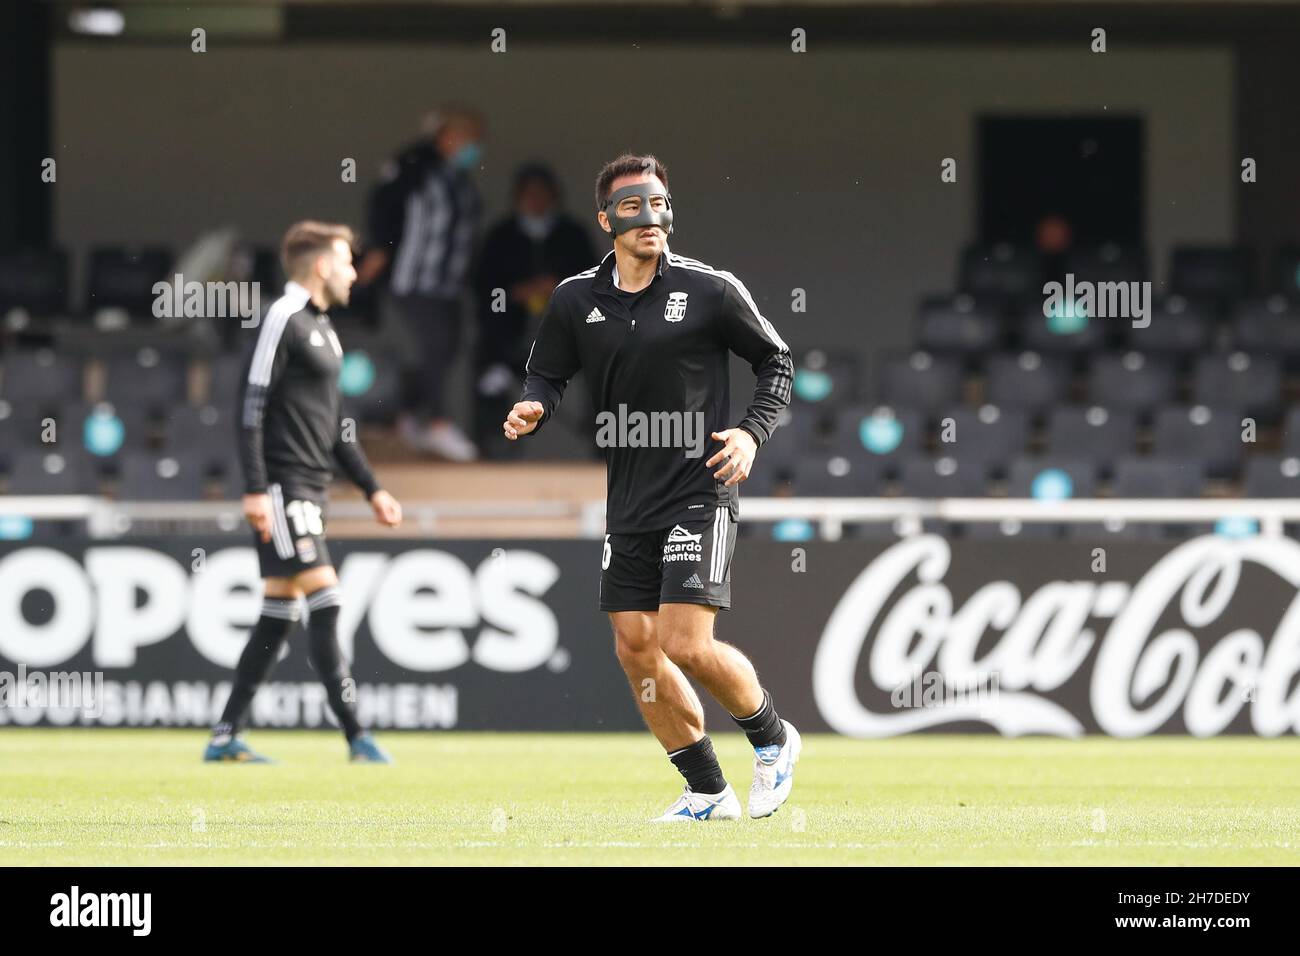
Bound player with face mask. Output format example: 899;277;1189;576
503;155;801;822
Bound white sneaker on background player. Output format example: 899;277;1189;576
651;784;742;822
425;420;478;462
749;720;802;818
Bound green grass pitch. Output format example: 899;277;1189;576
1;730;1297;865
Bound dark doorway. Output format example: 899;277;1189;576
978;116;1143;246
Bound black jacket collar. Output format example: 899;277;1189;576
593;248;670;293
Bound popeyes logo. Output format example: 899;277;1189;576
813;535;1300;738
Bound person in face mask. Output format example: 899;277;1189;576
358;106;486;461
471;163;597;457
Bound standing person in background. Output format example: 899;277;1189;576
472;163;597;456
358;106;485;462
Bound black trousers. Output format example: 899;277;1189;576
389;292;462;419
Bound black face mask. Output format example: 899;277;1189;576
601;183;674;237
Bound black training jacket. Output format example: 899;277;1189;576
238;282;380;500
520;249;793;533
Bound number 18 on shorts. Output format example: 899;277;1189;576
255;483;333;577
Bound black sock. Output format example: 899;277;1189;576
731;689;787;750
667;735;728;795
214;597;298;738
305;587;364;742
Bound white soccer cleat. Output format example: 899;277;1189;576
650;785;743;823
748;720;802;819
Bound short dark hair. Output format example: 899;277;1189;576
594;153;669;210
514;162;560;200
280;220;354;277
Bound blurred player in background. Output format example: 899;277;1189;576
204;221;403;764
503;155;801;821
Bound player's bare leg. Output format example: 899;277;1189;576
263;575;305;600
656;603;762;717
658;602;802;819
609;610;704;751
610;609;740;820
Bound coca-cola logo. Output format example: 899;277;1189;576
813;535;1300;738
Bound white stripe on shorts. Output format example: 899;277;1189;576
269;484;294;559
710;506;726;583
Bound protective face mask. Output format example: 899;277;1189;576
601;183;673;236
518;212;555;241
451;142;483;170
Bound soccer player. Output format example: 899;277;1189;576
204;221;403;763
503;155;800;821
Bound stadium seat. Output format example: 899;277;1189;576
959;242;1042;304
0;348;84;408
827;404;924;465
215;246;283;347
741;460;787;498
0;248;69;317
102;347;191;412
763;402;834;476
0;407;31;473
1267;244;1300;298
933;404;1027;469
205;353;247;409
878;351;962;412
790;348;862;408
0;396;49;433
1170;245;1255;306
914;295;1002;354
790;453;885;496
1043;406;1137;472
1279;406;1300;456
229;243;281;292
159;403;238;472
86;245;172;318
340;348;405;425
1242;455;1300;497
1064;242;1147;287
117;451;210;500
1112;456;1205;497
58;399;152;458
1230;296;1300;358
1191;352;1282;420
897;455;988;497
6;448;94;495
1123;296;1214;354
1019;299;1109;353
983;351;1071;413
1007;457;1099;499
1151;405;1246;479
1086;352;1176;414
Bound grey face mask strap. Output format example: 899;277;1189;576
601;183;674;236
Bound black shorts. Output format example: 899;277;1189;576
599;507;737;612
254;483;332;579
